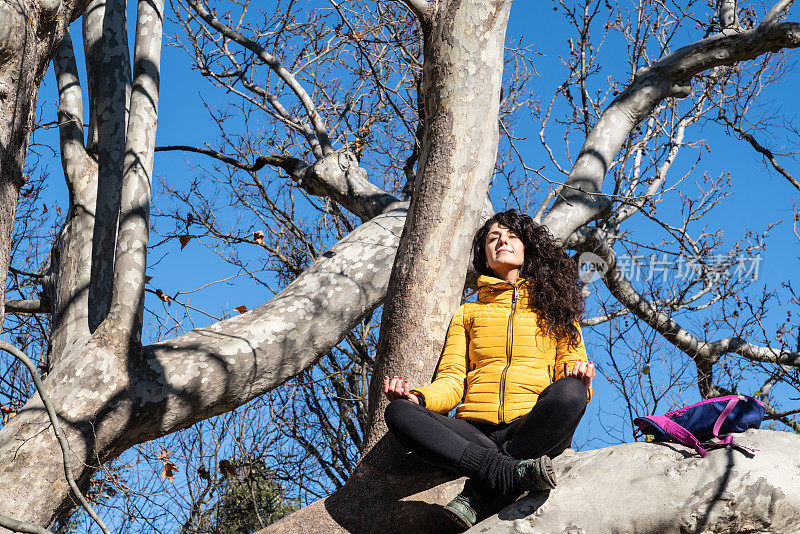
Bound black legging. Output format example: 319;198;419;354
385;377;587;477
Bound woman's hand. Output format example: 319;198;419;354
566;361;595;389
383;376;420;403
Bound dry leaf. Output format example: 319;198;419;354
155;289;170;304
159;450;177;483
162;461;177;482
186;212;195;225
253;230;264;245
145;276;153;283
179;235;191;250
198;465;211;481
219;459;236;478
234;305;247;314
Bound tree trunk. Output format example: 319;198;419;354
266;0;513;531
364;0;512;450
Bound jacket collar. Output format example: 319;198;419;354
477;275;533;306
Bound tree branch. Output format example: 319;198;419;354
0;512;52;534
102;0;165;340
157;145;399;221
4;300;50;314
184;0;333;155
762;0;795;27
543;19;800;242
54;30;86;189
397;0;429;21
155;145;300;173
717;0;738;30
115;205;408;448
84;0;131;330
582;228;800;369
718;113;800;191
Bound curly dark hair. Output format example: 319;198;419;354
472;209;585;348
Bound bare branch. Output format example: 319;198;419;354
582;228;800;369
0;512;53;534
8;266;44;279
718;113;800;191
718;0;738;30
127;205;408;444
708;337;800;366
544;19;800;242
158;145;398;221
396;0;429;21
184;0;333;155
762;0;795;27
84;0;132;329
156;145;300;173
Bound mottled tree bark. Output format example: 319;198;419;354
266;0;513;531
474;430;800;533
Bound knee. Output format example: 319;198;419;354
550;376;588;414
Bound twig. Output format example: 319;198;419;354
718;114;800;191
8;267;44;279
0;342;111;534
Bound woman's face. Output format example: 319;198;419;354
484;222;525;281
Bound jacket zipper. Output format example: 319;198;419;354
498;284;519;423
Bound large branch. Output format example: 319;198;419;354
83;0;132;331
124;206;405;436
0;205;407;526
543;18;800;241
472;429;800;533
54;30;86;187
101;0;165;341
3;300;50;314
50;28;97;362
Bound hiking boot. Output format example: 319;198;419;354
515;455;557;492
443;483;487;529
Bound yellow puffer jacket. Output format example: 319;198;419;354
411;275;592;424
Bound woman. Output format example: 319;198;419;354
383;209;595;528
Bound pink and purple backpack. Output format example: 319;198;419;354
633;395;765;457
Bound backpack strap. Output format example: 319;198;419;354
643;415;709;457
712;396;740;437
